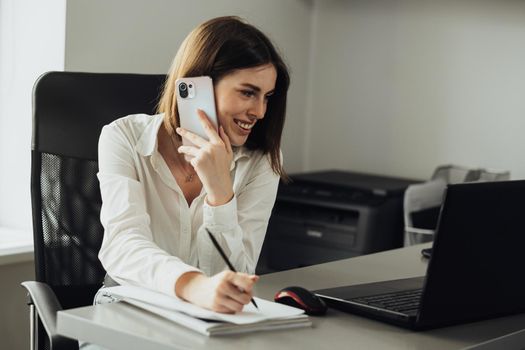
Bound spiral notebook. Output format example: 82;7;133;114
102;286;311;336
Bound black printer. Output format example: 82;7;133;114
257;170;420;273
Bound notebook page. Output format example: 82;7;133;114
123;298;311;336
105;285;305;325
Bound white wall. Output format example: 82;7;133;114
0;0;66;229
305;0;525;180
65;0;313;173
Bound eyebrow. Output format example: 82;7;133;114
240;83;275;95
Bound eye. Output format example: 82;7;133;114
241;89;256;98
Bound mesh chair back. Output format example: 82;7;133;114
31;72;165;310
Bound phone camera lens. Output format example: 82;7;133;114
178;82;188;98
188;84;193;88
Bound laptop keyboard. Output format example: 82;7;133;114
350;289;422;315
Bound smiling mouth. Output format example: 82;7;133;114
234;119;255;131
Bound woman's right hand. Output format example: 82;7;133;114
175;270;259;313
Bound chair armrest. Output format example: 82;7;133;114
21;281;78;350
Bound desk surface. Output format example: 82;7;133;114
57;243;525;350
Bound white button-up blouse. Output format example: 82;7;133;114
97;113;280;296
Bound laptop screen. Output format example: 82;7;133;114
418;180;525;327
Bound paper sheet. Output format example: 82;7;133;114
103;285;305;325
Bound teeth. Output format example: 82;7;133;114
235;120;254;130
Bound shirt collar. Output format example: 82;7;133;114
135;114;165;157
230;146;251;170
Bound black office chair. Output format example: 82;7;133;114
21;71;166;350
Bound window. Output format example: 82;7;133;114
0;0;66;238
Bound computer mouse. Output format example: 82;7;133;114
274;286;327;316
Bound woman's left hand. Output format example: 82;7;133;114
176;109;234;206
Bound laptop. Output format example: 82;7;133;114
314;180;525;330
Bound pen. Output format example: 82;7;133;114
205;228;259;309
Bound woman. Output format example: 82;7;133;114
97;16;290;313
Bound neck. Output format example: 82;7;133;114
170;137;192;168
159;125;193;169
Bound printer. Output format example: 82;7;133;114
258;170;420;273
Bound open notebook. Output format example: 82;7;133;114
102;286;312;336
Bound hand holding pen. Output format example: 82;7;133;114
206;228;260;310
175;229;260;313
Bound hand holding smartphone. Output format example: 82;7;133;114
175;76;234;205
176;76;219;146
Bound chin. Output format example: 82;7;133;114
230;138;247;147
226;131;248;147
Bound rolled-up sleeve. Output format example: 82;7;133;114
97;123;201;296
196;152;280;275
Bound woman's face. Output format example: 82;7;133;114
214;64;277;147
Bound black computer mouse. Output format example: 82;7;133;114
274;286;327;316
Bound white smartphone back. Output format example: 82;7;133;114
175;76;219;145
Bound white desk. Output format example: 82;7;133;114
57;244;525;349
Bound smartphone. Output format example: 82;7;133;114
175;76;219;146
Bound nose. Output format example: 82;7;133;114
247;97;267;120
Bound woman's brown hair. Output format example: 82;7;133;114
157;16;290;179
